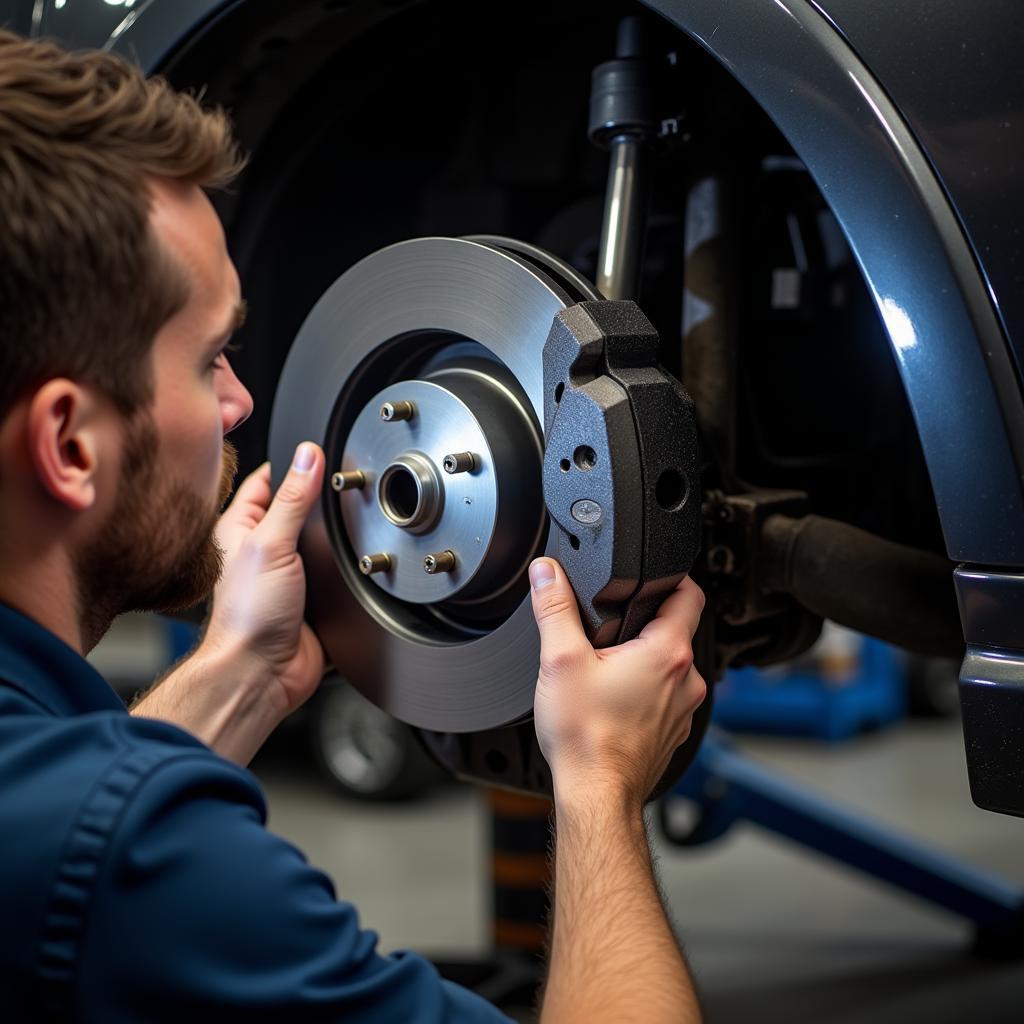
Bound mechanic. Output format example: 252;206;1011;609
0;30;707;1023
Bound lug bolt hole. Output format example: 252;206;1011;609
559;458;571;473
573;445;597;471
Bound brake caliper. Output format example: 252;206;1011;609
542;299;702;647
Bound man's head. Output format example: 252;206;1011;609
0;31;254;646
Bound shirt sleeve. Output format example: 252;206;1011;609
76;751;514;1023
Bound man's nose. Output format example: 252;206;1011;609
220;361;254;435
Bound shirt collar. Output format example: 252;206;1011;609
0;602;125;717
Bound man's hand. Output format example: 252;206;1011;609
529;557;707;806
204;442;328;719
133;442;328;764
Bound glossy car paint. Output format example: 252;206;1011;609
811;0;1024;374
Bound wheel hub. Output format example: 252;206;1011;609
339;370;541;606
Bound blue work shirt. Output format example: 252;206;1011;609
0;602;513;1022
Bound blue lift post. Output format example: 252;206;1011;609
662;731;1024;955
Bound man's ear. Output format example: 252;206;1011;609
26;379;109;512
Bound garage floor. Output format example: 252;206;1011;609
252;718;1024;1023
91;618;1024;1022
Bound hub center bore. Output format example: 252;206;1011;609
377;454;442;531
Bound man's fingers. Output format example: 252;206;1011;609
529;558;591;674
256;443;325;550
637;576;705;647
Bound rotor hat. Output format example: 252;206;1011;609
339;374;539;605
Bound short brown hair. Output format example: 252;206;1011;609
0;30;245;419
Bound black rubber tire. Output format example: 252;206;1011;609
307;676;444;800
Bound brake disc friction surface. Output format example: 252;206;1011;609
268;237;579;731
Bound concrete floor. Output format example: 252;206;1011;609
91;617;1024;1021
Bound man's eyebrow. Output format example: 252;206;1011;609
207;299;247;353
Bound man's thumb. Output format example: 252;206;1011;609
529;558;587;650
260;442;324;544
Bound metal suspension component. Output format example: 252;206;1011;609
682;175;740;487
589;16;660;300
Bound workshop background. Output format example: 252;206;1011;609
92;616;1024;1023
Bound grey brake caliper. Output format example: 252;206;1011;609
542;299;702;649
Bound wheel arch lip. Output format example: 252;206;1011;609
50;0;1024;564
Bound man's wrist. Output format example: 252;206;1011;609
193;632;292;729
133;632;289;764
552;768;647;824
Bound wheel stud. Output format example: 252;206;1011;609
380;400;415;422
331;469;366;492
359;553;392;575
423;550;456;575
442;452;476;474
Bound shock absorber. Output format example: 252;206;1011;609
589;15;661;300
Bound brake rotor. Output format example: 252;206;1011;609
268;236;598;732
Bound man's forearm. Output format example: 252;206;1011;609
541;786;701;1024
130;640;286;766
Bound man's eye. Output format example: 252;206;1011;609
209;341;241;370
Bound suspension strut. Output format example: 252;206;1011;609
589;15;660;301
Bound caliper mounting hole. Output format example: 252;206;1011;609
573;445;597;470
655;468;688;511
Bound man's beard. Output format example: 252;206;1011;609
74;412;238;647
